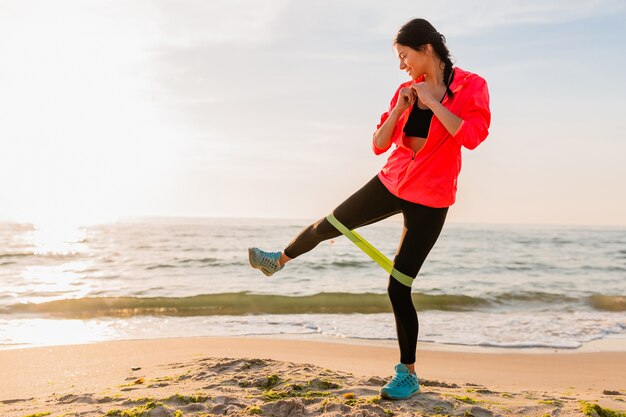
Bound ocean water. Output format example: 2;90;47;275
0;217;624;350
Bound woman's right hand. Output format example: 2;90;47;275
373;86;416;152
394;87;417;113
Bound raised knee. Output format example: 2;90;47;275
310;218;338;240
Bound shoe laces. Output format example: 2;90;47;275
388;372;416;388
259;250;280;269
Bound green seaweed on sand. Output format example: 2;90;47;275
166;393;209;404
261;389;283;400
128;397;155;404
262;388;332;401
173;411;183;417
262;374;282;389
105;401;162;416
344;396;382;406
245;405;263;415
453;395;478;404
316;378;341;389
22;413;52;417
239;374;282;389
580;401;626;417
539;399;563;406
257;376;343;402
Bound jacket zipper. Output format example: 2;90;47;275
397;98;442;192
396;149;416;195
395;100;430;193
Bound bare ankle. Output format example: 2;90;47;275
279;252;291;266
405;363;416;375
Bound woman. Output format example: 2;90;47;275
248;18;491;400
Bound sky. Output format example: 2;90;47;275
0;0;625;227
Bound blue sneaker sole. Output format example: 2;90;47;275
380;387;420;400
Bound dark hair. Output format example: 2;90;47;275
394;18;454;98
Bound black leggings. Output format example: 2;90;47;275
284;176;448;365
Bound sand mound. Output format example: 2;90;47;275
5;356;625;417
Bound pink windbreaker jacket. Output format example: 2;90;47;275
373;67;491;208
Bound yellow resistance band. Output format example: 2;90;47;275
326;214;414;287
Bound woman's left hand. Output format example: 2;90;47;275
410;82;436;108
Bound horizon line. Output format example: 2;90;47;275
1;214;624;230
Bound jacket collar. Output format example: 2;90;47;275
406;66;473;94
449;67;474;94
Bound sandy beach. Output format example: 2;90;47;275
1;336;625;417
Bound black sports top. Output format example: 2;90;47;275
403;91;447;138
403;103;434;138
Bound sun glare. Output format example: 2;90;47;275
18;220;96;304
19;262;93;304
3;318;114;347
31;222;87;256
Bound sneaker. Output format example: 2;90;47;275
248;247;284;277
379;363;420;400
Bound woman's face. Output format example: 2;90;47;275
395;44;428;80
